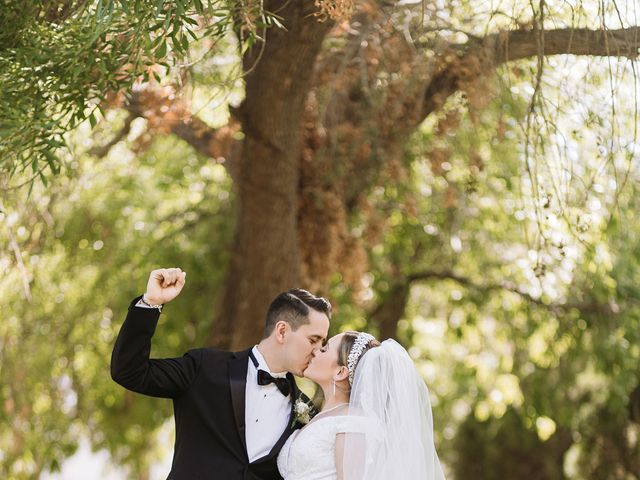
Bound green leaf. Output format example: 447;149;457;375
180;34;189;53
186;28;198;41
155;39;167;58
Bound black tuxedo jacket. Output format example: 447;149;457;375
111;297;306;480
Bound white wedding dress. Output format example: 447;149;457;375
277;408;369;480
278;340;445;480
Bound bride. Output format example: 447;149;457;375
277;331;445;480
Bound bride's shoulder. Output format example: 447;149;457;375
343;405;365;416
333;412;372;434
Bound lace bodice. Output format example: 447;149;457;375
277;412;369;480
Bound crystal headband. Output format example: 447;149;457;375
347;332;375;385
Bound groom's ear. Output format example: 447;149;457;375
274;321;289;344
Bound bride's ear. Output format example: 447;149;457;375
334;365;349;382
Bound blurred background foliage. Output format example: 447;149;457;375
1;0;639;479
0;0;272;183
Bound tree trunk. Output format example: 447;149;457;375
370;282;411;341
211;2;333;349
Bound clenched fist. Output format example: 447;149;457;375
144;268;187;305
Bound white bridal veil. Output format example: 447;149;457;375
341;339;446;480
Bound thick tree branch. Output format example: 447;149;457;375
169;117;242;182
407;269;616;315
89;112;135;158
122;88;241;181
422;26;640;118
408;270;546;305
490;27;640;64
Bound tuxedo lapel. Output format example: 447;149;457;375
287;373;299;423
228;349;251;456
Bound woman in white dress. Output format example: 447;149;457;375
277;331;445;480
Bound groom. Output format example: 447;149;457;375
111;267;331;480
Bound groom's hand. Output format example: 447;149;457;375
144;268;186;305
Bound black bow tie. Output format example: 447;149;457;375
257;370;291;397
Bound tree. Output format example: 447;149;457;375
4;0;638;346
107;0;640;349
2;0;639;477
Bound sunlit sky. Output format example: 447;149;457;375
41;425;174;479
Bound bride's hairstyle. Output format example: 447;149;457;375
337;331;381;388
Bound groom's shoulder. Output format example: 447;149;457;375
189;346;231;359
188;346;251;362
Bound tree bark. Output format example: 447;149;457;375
211;1;334;349
369;281;411;341
630;385;640;424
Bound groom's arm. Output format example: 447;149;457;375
110;267;201;398
110;296;202;398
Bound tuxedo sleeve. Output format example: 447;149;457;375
110;296;203;398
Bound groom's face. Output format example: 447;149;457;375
283;308;330;376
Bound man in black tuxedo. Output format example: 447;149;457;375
111;267;331;480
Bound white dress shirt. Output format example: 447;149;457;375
245;346;292;462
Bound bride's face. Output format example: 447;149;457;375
303;333;345;382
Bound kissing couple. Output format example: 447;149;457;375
111;268;445;480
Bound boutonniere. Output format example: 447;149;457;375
291;395;314;427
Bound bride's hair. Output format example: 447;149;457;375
337;331;381;388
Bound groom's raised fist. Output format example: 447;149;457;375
144;268;186;305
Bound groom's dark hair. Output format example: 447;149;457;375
262;288;332;338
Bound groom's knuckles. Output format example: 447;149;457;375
163;268;178;285
148;268;185;292
152;270;166;286
169;269;185;286
162;270;174;286
152;268;165;278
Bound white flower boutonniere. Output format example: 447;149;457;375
293;397;312;426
